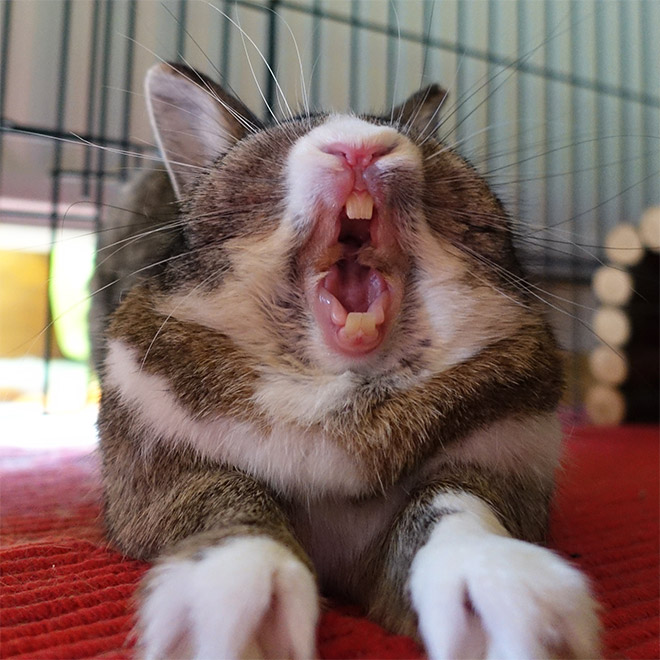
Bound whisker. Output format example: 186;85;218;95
265;4;311;123
18;244;199;359
139;262;229;373
1;124;170;170
388;0;402;125
473;134;660;178
208;2;294;123
414;53;463;144
159;3;260;130
178;55;259;135
120;31;260;136
419;0;437;89
454;240;597;314
454;242;632;365
424;124;510;163
525;168;660;236
433;11;579;144
485;150;655;187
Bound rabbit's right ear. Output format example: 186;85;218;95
145;62;263;199
391;84;448;135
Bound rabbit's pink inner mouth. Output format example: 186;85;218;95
310;201;402;357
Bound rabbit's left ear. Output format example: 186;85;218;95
391;84;448;134
145;62;263;199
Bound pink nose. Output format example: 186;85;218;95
323;143;394;190
324;143;392;168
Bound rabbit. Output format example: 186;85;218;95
95;62;601;660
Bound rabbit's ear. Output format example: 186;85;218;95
391;84;448;135
145;62;263;199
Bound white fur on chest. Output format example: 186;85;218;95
105;336;561;503
104;340;365;498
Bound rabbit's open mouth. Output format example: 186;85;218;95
305;192;406;358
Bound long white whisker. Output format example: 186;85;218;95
456;241;597;314
159;3;261;132
4;125;170;170
419;0;437;88
70;132;208;174
118;31;260;135
478;133;659;178
424;124;511;162
139;264;229;373
19;246;196;359
208;3;294;122
269;6;310;122
415;53;464;144
178;54;259;134
388;0;402;125
435;14;577;144
527;168;660;236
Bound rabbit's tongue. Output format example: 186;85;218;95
305;191;405;358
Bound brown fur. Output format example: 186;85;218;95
106;287;265;426
98;389;310;571
361;466;554;636
324;321;562;490
89;168;179;371
420;145;525;292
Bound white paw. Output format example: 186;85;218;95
410;524;600;659
139;536;319;660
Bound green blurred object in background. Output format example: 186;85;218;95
49;234;95;362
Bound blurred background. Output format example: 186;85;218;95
0;0;658;445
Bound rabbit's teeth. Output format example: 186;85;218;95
319;288;348;326
337;292;387;343
317;284;389;352
345;191;374;220
342;312;377;339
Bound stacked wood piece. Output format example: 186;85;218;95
586;207;660;425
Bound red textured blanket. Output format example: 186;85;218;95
1;426;658;659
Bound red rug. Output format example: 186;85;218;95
1;426;658;659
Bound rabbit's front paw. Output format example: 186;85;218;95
410;532;600;659
139;536;319;660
